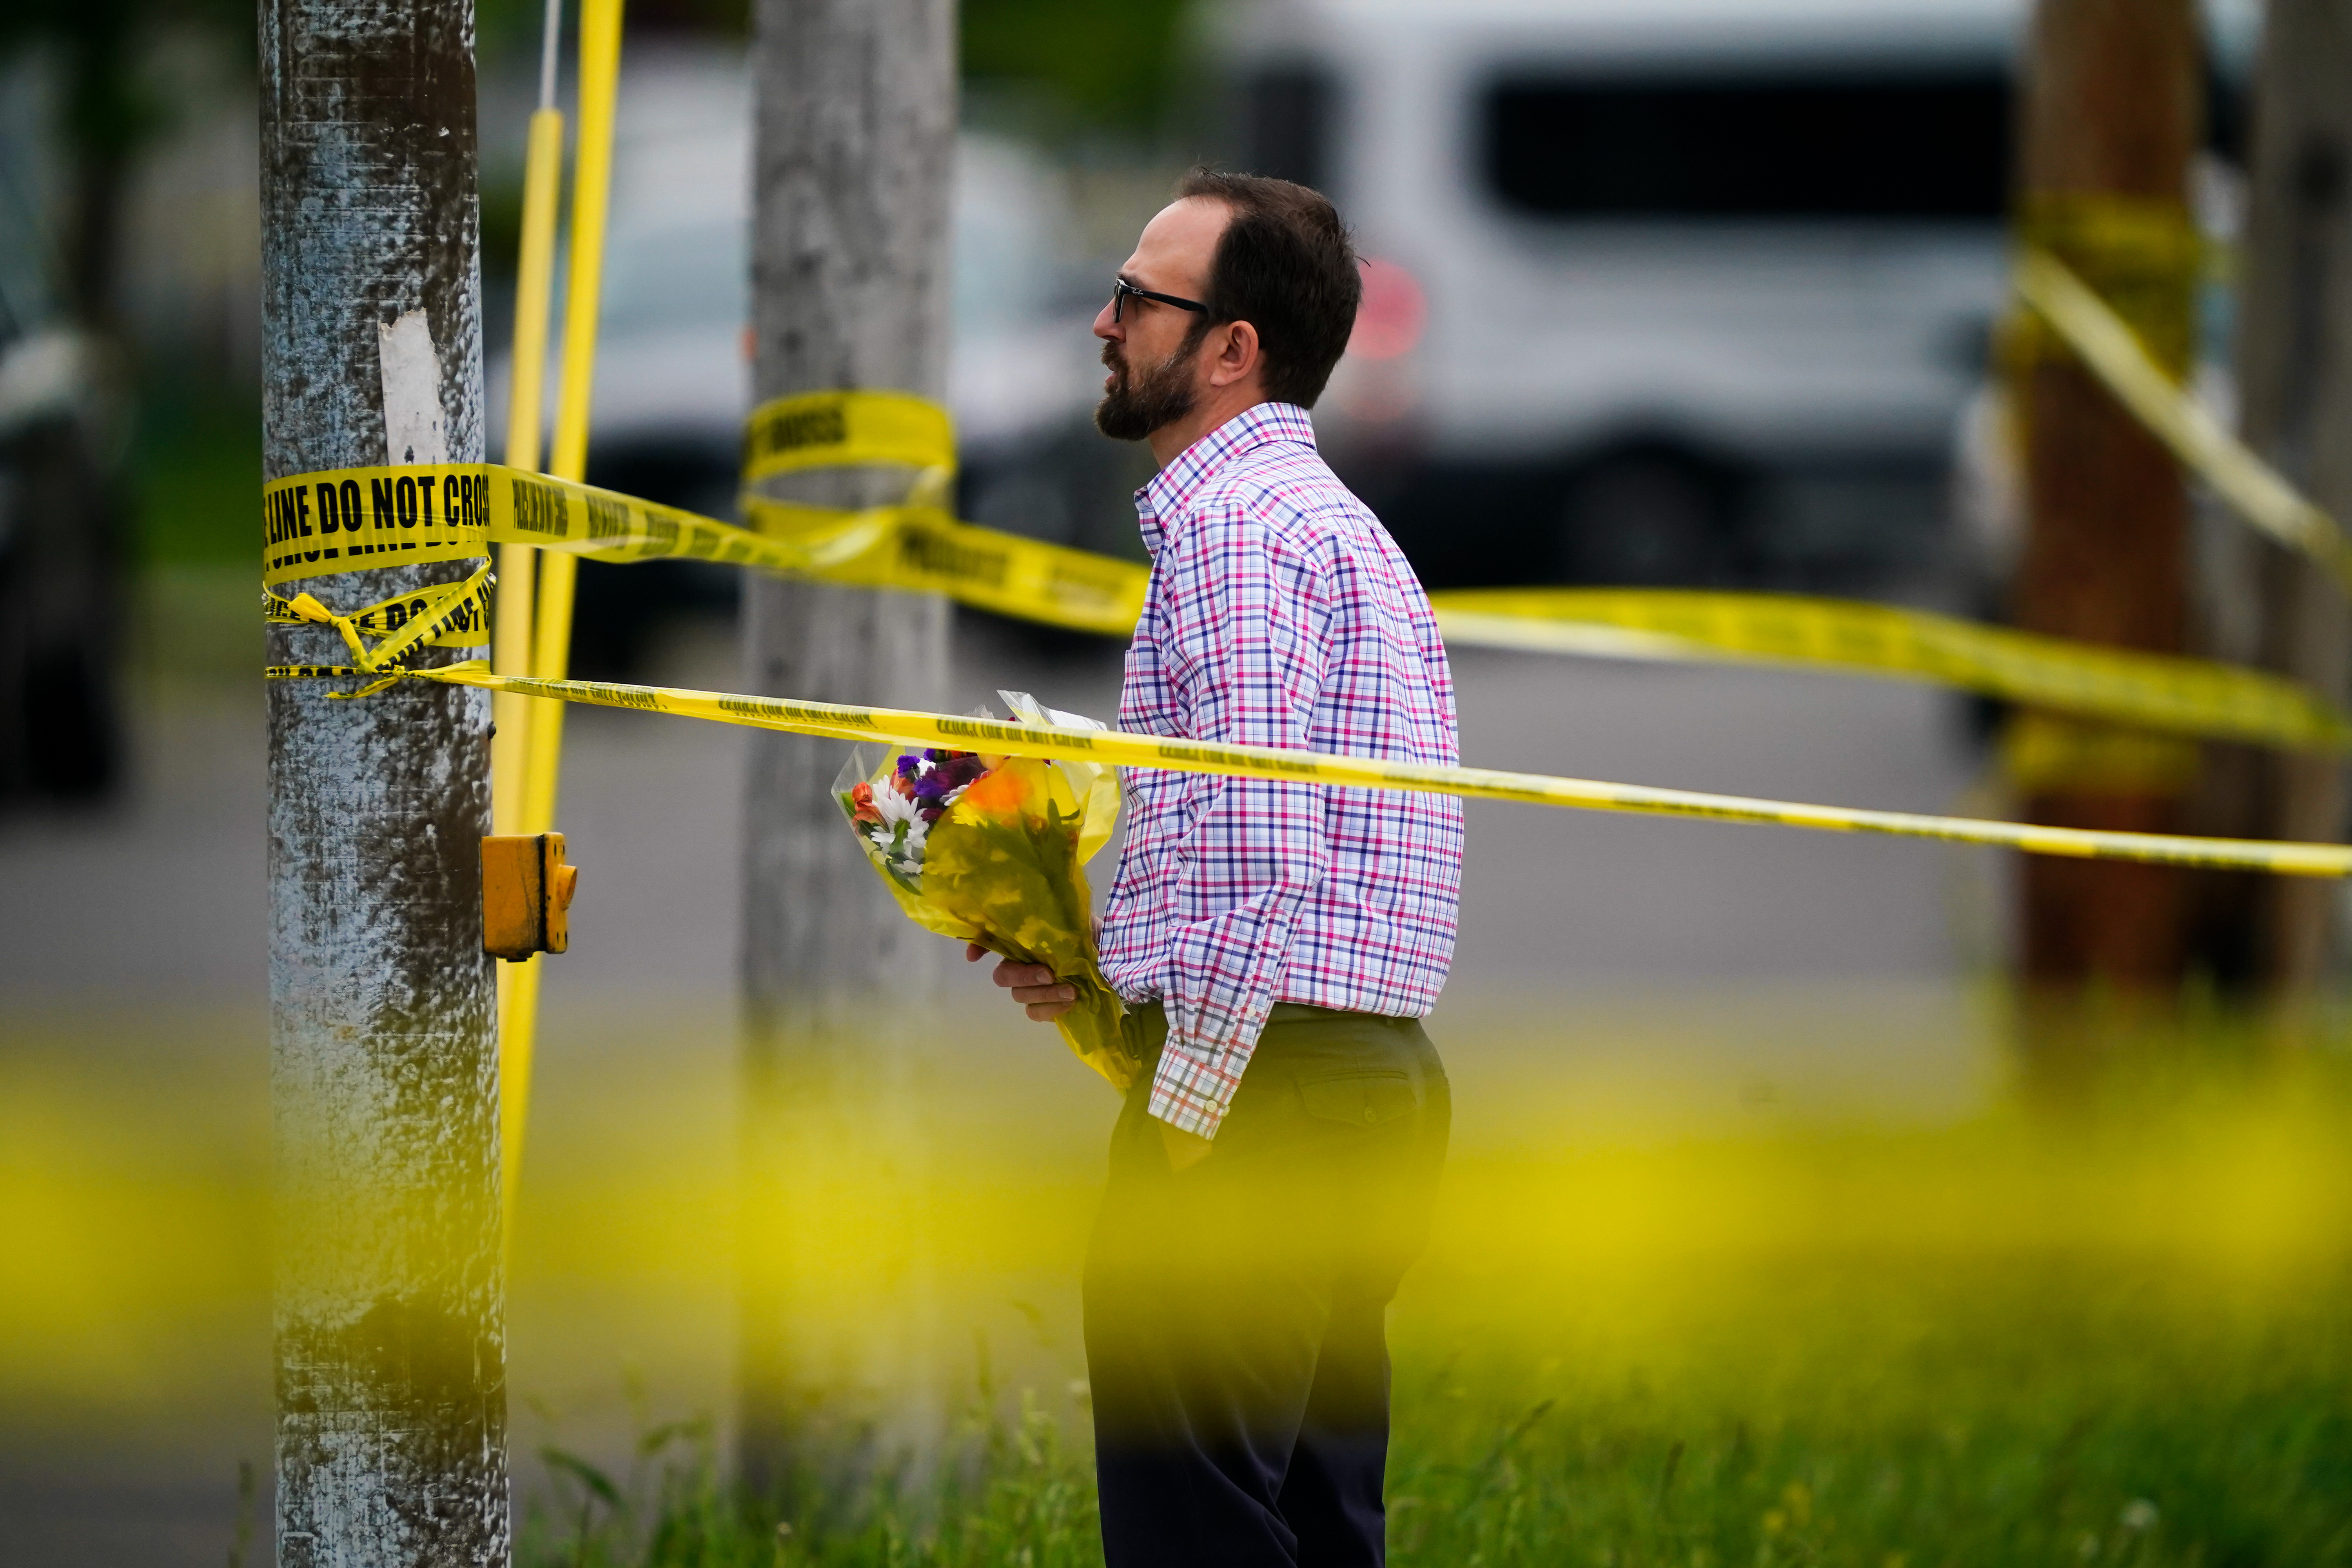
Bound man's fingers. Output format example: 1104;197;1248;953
991;960;1059;991
986;957;1073;1020
965;942;987;962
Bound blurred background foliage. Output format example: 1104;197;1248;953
959;0;1192;136
0;0;250;331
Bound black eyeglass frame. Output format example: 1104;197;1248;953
1111;277;1209;323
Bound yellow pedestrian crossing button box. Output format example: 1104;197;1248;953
481;833;578;960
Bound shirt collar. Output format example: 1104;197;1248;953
1133;401;1319;558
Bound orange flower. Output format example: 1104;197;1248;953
849;780;883;824
954;761;1029;818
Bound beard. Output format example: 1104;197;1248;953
1093;335;1201;442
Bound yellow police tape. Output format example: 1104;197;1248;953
264;566;493;657
256;659;2352;878
266;385;2352;755
1429;588;2352;753
263;566;495;695
742;387;957;485
2016;246;2352;591
2013;197;2201;377
262;393;1147;637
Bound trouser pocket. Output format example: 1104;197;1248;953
1298;1067;1419;1129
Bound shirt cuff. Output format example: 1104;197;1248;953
1145;1034;1246;1140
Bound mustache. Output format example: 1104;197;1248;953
1100;341;1126;375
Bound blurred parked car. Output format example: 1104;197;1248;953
1209;0;2254;592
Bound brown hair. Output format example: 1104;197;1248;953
1174;168;1362;408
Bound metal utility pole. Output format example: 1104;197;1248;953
2011;0;2203;1072
2197;0;2352;1019
738;0;956;1500
261;0;506;1556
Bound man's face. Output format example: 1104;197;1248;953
1093;197;1228;441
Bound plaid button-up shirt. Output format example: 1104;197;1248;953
1098;401;1465;1139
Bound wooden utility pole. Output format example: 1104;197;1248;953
261;0;506;1555
2197;0;2352;1016
2011;0;2204;1072
738;0;956;1500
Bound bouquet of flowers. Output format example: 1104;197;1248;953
835;691;1138;1089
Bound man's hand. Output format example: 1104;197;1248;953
1160;1122;1212;1172
967;942;1076;1021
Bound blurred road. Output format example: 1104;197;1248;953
0;604;2002;1005
0;591;2004;1563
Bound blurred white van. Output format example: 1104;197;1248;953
1205;0;2253;589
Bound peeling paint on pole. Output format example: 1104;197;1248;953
260;0;506;1553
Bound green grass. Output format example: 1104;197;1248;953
1381;1258;2352;1568
518;1217;2352;1564
521;1381;1103;1567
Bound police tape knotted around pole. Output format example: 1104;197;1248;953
262;390;1151;636
263;563;495;694
254;659;2352;879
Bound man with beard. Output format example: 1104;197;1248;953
968;169;1465;1566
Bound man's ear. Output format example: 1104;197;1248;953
1205;319;1261;390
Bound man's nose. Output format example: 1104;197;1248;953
1093;298;1121;341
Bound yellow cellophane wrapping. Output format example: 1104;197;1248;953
924;756;1136;1089
839;744;1137;1090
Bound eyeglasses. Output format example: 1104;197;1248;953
1111;277;1208;323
